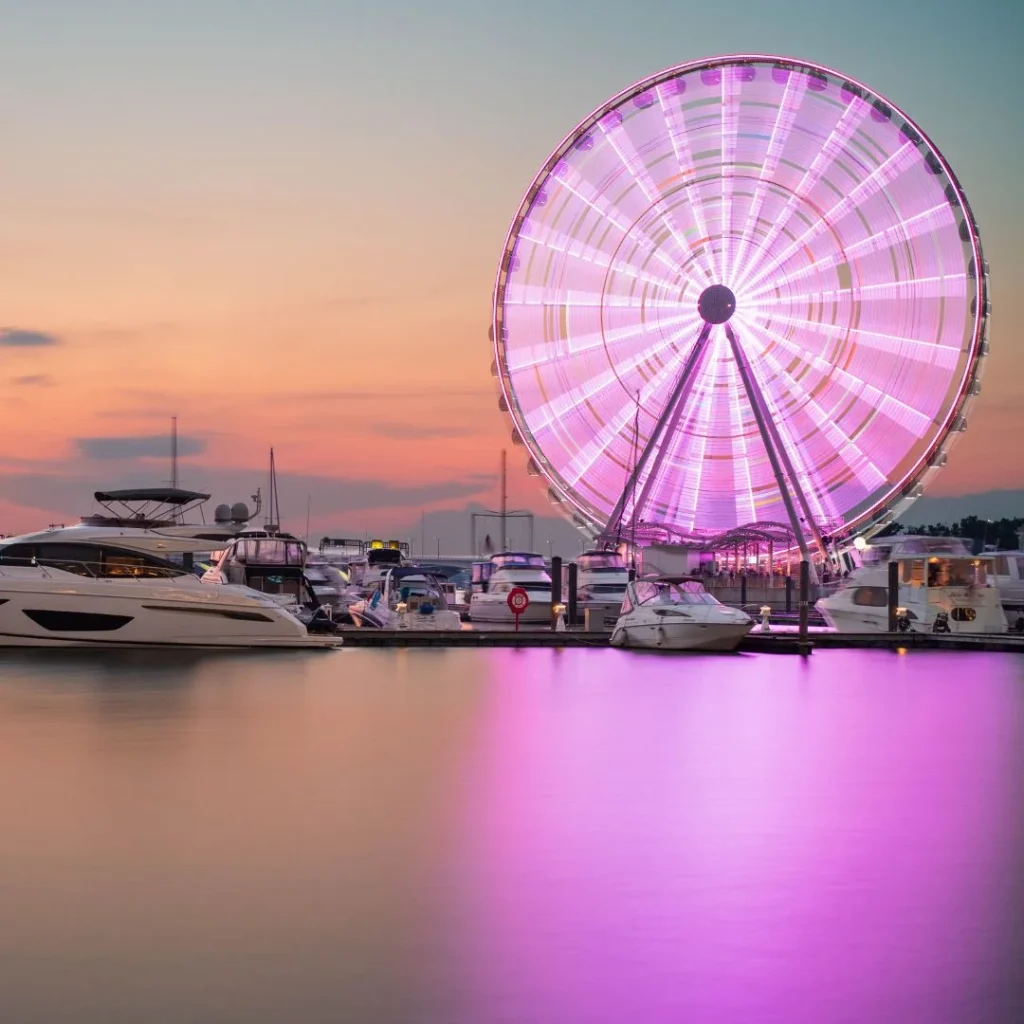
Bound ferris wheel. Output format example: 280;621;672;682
491;55;989;557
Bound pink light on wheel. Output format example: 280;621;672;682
492;55;989;545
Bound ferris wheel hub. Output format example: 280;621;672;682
697;284;737;325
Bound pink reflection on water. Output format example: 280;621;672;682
450;649;1024;1023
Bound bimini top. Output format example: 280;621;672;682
84;487;214;528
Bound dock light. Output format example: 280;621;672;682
853;537;868;551
759;605;772;632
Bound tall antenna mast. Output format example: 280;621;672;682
265;447;281;533
170;415;179;490
500;448;507;552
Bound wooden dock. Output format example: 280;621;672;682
333;627;1024;653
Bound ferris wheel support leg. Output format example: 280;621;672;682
724;325;819;581
600;321;714;541
726;326;829;564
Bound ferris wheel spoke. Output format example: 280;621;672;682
506;308;696;373
554;180;687;291
751;319;936;435
734;314;888;500
742;141;918;295
744;200;955;301
724;325;823;563
599;119;714;287
747;306;956;375
602;321;714;535
655;80;720;283
562;321;706;487
731;97;872;295
522;315;703;441
513;226;680;295
731;72;804;281
749;273;968;308
719;69;740;284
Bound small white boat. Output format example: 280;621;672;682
609;577;754;651
817;552;1006;634
468;552;554;624
348;567;462;630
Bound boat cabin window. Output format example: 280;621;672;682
993;556;1009;576
233;538;304;566
0;543;179;578
901;559;926;585
923;558;986;587
852;586;888;607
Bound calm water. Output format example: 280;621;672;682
1;647;1023;1024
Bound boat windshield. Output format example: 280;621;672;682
634;580;720;607
492;552;546;568
577;551;625;570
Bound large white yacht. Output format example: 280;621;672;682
817;550;1006;634
0;489;339;649
609;577;754;651
468;552;554;624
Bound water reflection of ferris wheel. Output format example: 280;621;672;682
492;55;989;563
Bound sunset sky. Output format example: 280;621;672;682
2;0;1022;538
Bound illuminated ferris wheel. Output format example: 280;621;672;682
491;55;989;557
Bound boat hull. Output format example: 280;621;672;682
468;598;554;624
610;620;752;652
0;569;338;649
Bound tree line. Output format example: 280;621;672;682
877;515;1024;550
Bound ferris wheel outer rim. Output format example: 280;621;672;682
491;53;989;543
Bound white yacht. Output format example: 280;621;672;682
610;577;754;651
347;567;462;630
817;552;1006;634
0;489;339;649
468;552;554;624
570;549;630;628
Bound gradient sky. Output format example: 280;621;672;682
2;0;1021;535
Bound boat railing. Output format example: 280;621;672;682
0;557;191;581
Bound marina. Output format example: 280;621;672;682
4;15;1024;1023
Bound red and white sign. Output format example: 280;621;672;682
507;587;530;615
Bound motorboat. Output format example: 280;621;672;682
817;552;1007;634
415;562;473;617
570;549;630;628
0;490;338;648
609;577;754;651
347;567;462;630
304;554;361;619
468;552;554;624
